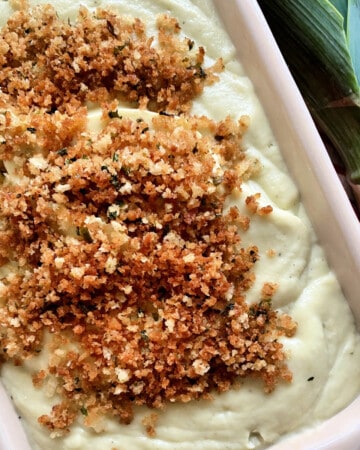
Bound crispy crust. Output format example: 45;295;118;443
0;5;220;114
0;4;296;435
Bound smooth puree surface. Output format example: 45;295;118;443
1;1;360;449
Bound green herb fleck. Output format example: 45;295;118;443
76;226;93;243
57;148;68;156
121;166;131;176
107;210;118;220
114;41;130;55
111;175;120;188
140;330;149;341
221;303;235;315
159;111;174;117
108;110;122;119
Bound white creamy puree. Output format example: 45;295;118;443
1;1;360;449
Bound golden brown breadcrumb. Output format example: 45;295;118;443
0;5;220;114
0;4;296;435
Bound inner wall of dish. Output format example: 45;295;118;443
214;0;360;322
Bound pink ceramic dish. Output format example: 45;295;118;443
1;1;360;449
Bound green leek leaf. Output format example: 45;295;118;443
259;0;360;184
329;0;348;26
347;0;360;85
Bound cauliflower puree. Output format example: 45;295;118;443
1;1;360;449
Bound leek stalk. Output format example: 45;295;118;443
258;0;360;202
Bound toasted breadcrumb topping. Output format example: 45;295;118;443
0;4;296;435
0;5;221;114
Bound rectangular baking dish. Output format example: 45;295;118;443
1;1;360;449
